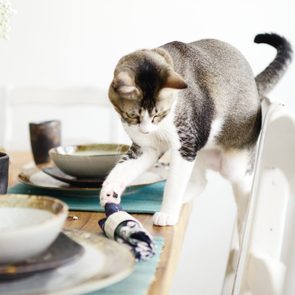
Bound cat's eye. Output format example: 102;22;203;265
154;110;169;118
122;112;140;124
152;110;169;123
127;113;138;118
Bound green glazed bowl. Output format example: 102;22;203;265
49;144;129;178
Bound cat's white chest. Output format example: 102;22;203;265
123;119;180;152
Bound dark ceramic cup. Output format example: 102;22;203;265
0;152;9;194
29;120;61;165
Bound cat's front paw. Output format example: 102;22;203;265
99;181;125;207
153;211;179;226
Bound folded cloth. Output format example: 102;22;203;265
99;203;155;261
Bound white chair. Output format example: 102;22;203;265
230;97;295;295
0;86;130;150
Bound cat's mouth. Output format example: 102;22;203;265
139;128;151;135
139;124;157;135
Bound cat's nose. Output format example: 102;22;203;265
140;128;150;134
139;125;150;134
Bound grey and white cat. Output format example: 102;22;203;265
100;33;292;228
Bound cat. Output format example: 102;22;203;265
100;33;292;228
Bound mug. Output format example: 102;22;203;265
0;152;9;194
29;120;61;165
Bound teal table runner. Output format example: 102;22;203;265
86;237;164;295
8;182;165;213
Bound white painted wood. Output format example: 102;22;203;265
245;169;288;295
8;87;109;106
0;86;11;148
250;168;289;260
0;86;130;150
247;253;286;295
232;98;295;295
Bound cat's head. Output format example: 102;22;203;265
109;48;187;134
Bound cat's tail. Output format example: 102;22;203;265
254;33;292;96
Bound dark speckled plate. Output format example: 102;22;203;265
18;162;168;193
0;230;135;295
0;233;84;280
42;166;103;188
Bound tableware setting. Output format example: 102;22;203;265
26;123;169;191
1;123;167;293
0;232;84;280
30;120;61;165
49;143;129;178
5;149;166;295
0;152;9;194
0;230;135;295
42;166;104;187
42;163;169;188
3;125;167;294
0;194;68;264
17;144;168;193
0;193;135;294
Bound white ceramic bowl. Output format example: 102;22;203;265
0;194;68;263
49;144;129;178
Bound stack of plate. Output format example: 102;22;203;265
18;144;168;193
0;230;135;295
0;194;134;294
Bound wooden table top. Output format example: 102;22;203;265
8;151;192;295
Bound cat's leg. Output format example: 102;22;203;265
182;166;207;203
227;175;253;272
182;149;221;203
183;160;207;203
231;174;253;231
100;145;160;207
153;150;195;226
220;148;254;273
220;148;254;233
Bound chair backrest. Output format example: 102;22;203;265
232;98;295;295
0;86;130;150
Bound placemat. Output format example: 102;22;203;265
86;237;164;295
8;182;165;214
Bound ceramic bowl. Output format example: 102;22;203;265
0;194;68;263
49;144;129;178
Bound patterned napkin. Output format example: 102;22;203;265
98;203;155;261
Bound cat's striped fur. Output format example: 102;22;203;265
100;33;292;227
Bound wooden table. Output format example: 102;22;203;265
8;151;192;295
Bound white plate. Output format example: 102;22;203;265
0;230;135;295
18;163;168;192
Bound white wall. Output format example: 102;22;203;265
0;0;294;148
0;0;294;105
0;1;294;294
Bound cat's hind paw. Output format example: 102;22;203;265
99;181;125;207
153;211;179;226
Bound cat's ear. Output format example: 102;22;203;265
163;71;188;89
152;48;174;65
112;71;141;100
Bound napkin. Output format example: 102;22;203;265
99;203;155;261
